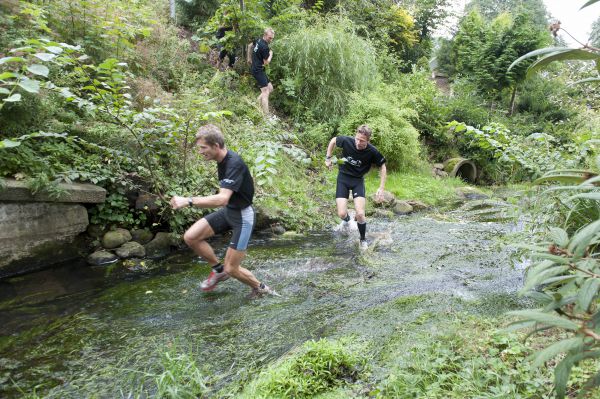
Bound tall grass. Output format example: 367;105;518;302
272;16;377;121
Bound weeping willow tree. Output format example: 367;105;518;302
271;16;377;121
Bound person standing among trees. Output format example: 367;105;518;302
170;124;276;297
325;125;387;250
215;11;235;69
249;28;274;115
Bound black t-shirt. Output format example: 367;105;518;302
336;136;386;178
251;38;270;73
215;26;232;39
217;150;254;209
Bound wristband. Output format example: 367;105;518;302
325;155;332;160
188;197;193;207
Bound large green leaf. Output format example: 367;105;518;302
3;93;21;102
507;47;572;73
576;278;600;312
26;64;49;77
570;193;600;201
568;219;600;257
0;139;21;148
0;56;25;65
18;79;40;94
572;77;600;85
581;0;600;10
549;227;569;247
507;310;580;330
527;49;600;77
531;337;583;368
523;266;569;292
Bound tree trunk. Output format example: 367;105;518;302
508;85;517;116
170;0;176;22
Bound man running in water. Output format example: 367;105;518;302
170;124;275;297
325;125;387;250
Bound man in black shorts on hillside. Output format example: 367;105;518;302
325;125;387;250
170;124;275;297
249;28;274;115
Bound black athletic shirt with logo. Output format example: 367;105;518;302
336;136;386;178
217;150;254;209
251;38;270;73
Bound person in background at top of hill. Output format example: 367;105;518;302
248;27;274;115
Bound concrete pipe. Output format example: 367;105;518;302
444;158;477;183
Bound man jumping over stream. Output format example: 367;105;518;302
170;124;276;297
325;124;387;250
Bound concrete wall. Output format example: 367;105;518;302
0;180;106;278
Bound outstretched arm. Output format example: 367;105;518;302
325;137;337;169
376;163;387;201
170;188;233;210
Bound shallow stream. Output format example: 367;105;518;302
0;199;527;397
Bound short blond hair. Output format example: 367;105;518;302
356;124;372;139
195;124;225;148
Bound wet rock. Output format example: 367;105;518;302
406;200;429;211
87;250;118;265
135;193;160;211
115;241;146;259
254;205;280;230
271;224;286;235
456;186;489;200
87;224;106;239
102;228;132;249
394;201;414;215
169;234;185;249
144;232;172;258
130;229;154;245
122;258;152;272
373;190;396;208
374;209;394;218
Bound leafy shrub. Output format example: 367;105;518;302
241;338;367;398
271;16;377;121
339;85;426;172
510;169;600;398
449;121;591;183
379;316;599;398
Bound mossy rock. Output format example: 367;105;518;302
130;229;154;245
87;250;118;265
144;232;172;258
115;241;146;259
101;228;132;249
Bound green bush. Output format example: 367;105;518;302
241;338;367;398
271;16;377;121
339;85;426;172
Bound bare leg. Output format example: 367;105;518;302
354;197;366;223
223;248;260;289
336;198;349;219
183;218;219;266
259;85;270;114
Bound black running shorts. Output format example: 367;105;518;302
204;206;255;250
251;69;269;88
335;173;365;199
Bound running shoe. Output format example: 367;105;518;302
200;270;230;291
248;284;281;298
359;239;369;251
335;220;350;235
